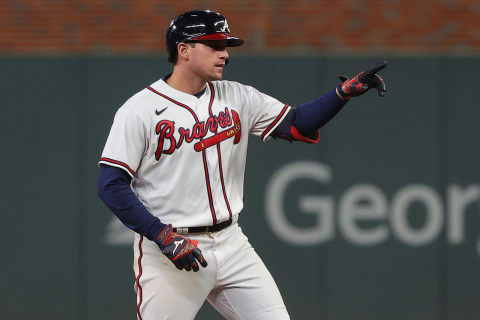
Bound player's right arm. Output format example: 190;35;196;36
98;165;207;271
98;104;207;272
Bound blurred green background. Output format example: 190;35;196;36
1;55;479;320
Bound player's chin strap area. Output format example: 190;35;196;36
174;215;238;234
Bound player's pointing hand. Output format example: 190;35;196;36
337;61;388;99
155;224;208;272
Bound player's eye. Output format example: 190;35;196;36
197;40;227;51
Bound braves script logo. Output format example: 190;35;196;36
155;107;241;160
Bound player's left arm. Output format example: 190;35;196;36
272;61;387;142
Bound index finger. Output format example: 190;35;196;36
192;248;208;268
364;61;388;76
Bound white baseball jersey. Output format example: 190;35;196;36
99;78;290;228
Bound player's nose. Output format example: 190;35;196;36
219;48;229;61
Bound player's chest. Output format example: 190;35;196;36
149;100;242;161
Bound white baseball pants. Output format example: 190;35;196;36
133;223;290;320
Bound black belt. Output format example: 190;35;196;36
173;218;233;234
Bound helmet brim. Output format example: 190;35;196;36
189;33;244;47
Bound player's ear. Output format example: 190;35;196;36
177;42;192;62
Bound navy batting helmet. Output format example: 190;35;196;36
166;10;244;63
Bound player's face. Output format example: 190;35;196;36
187;40;229;81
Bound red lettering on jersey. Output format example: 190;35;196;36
192;122;205;139
217;108;232;128
154;108;241;160
205;117;218;133
194;110;241;151
155;120;176;160
177;128;187;148
178;127;194;144
232;110;241;144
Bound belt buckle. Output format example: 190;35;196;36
176;227;188;235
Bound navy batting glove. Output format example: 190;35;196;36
337;61;387;99
155;224;208;272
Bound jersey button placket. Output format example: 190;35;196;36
204;142;223;219
196;107;219;221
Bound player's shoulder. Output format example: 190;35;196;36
116;79;166;116
210;80;257;99
122;86;157;109
211;79;251;91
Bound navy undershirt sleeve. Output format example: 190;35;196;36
273;87;347;138
98;165;166;241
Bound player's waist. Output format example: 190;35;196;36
173;216;237;234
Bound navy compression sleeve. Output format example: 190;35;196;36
98;165;166;241
272;88;347;139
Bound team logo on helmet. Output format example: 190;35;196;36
218;19;230;33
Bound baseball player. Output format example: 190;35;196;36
98;10;387;320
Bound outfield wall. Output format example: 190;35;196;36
1;56;479;320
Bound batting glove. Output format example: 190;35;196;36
155;224;208;272
337;61;388;99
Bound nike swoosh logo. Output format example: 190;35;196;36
172;239;184;255
155;107;168;116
